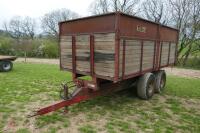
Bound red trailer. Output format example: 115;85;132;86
29;12;179;117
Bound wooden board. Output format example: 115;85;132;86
142;41;155;70
119;40;123;77
169;43;176;64
120;39;141;76
160;42;169;66
60;35;72;69
75;35;90;72
60;33;176;80
94;33;115;77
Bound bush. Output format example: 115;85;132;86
42;39;58;58
0;36;15;55
177;57;200;70
0;36;59;58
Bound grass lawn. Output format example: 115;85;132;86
1;63;200;133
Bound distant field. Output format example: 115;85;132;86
0;63;200;133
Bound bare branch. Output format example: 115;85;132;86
41;8;79;39
89;0;139;15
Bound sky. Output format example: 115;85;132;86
0;0;94;29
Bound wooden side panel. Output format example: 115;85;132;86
76;35;90;72
169;43;176;64
124;40;141;75
160;42;169;66
119;40;123;77
60;36;72;69
142;41;155;70
94;33;115;77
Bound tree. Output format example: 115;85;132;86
169;0;200;65
90;0;110;15
21;17;36;40
6;16;23;40
142;0;169;25
41;9;79;39
89;0;139;15
3;16;36;40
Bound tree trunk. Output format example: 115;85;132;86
182;44;192;66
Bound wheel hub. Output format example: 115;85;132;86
148;81;154;95
3;63;11;70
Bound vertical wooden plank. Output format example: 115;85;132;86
140;40;143;72
156;24;161;70
114;13;120;82
58;23;62;70
159;42;163;67
153;41;156;69
122;39;126;79
72;36;76;80
90;35;95;76
168;42;171;65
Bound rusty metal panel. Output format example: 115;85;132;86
60;15;116;35
160;26;179;42
119;15;158;40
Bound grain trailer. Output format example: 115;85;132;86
30;12;179;117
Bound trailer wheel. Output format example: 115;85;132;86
154;70;166;93
0;61;13;72
137;73;155;100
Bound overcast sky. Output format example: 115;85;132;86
0;0;94;29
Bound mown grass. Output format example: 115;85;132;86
166;75;200;98
0;63;200;133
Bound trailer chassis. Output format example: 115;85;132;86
28;77;134;117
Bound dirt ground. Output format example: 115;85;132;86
16;57;59;65
16;57;200;78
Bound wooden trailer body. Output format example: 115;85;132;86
59;12;179;82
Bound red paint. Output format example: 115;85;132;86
123;68;154;80
90;35;95;76
72;36;76;80
140;40;144;72
168;42;171;65
159;42;163;67
58;23;62;70
35;95;89;116
114;13;120;82
122;39;126;79
153;41;156;69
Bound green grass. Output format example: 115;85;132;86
16;128;30;133
0;63;200;132
166;75;200;98
79;124;97;133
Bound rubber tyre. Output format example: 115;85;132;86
154;70;166;93
137;73;156;100
0;61;13;72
